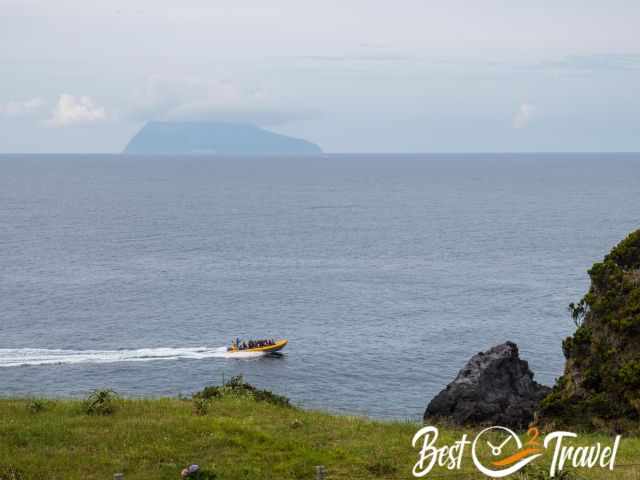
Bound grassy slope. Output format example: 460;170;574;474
1;398;639;480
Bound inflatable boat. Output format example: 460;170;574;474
227;339;288;354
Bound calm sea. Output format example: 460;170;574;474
1;153;639;419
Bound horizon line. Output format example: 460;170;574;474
2;151;640;156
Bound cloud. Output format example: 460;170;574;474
513;103;536;129
538;54;640;72
129;76;316;126
46;94;107;127
297;53;412;63
0;97;45;117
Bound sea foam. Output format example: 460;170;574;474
0;346;265;367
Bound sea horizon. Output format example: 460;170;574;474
3;151;640;156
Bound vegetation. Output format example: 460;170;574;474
539;229;640;430
0;395;639;480
25;399;48;415
193;375;291;409
82;389;120;416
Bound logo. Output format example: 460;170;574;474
471;426;542;478
412;425;621;478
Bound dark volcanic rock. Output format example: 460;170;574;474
424;342;551;429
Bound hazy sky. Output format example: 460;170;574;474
1;0;639;153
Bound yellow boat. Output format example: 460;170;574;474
227;339;288;354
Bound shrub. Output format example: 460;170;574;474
290;419;303;429
604;229;640;270
0;465;24;480
568;301;587;328
83;389;119;416
619;360;640;388
365;459;397;476
26;399;48;414
517;463;576;479
582;366;602;390
192;397;210;416
186;471;216;480
194;375;291;408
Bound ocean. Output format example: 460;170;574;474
1;153;639;420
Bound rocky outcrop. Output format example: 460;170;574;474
424;342;551;429
538;229;640;431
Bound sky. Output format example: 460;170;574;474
1;0;639;153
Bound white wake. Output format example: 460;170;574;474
0;346;266;367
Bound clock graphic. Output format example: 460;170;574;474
471;426;543;478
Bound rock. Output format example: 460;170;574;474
181;465;200;478
424;341;551;429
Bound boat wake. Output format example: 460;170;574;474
0;346;266;367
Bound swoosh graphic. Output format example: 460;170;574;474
492;448;542;467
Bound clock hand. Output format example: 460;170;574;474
497;436;512;450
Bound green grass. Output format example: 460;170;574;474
1;397;639;479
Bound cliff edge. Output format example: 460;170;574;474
538;229;640;431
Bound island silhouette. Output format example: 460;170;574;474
123;121;323;155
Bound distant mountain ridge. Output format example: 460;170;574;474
123;121;322;155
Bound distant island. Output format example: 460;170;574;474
123;121;322;155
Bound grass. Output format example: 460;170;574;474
0;396;640;480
